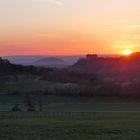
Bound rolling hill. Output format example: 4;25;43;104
32;57;68;68
70;53;140;81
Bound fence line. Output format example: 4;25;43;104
0;112;102;119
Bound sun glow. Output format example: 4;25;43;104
123;50;132;56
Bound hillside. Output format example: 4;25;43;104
71;53;140;81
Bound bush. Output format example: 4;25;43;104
11;105;22;112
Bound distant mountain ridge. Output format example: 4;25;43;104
33;57;67;68
2;55;85;67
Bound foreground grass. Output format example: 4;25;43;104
1;112;140;140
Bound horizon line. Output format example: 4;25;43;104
1;53;122;57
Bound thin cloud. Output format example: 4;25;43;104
32;0;62;5
125;24;140;30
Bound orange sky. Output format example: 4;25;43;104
0;0;140;56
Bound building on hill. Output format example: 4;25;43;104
86;54;98;61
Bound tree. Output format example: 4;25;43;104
24;95;36;112
24;94;43;112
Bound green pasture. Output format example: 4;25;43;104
0;112;140;140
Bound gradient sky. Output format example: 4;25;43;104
0;0;140;55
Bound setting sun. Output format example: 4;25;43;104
123;50;132;56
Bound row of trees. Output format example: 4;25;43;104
42;69;99;84
9;81;139;98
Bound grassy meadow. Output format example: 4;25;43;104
0;95;140;139
1;112;140;140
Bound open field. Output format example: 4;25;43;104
1;95;140;139
1;112;140;140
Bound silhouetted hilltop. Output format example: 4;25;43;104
128;52;140;59
0;57;10;64
0;57;13;72
34;57;65;64
32;57;68;68
71;52;140;80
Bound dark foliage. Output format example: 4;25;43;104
11;105;22;112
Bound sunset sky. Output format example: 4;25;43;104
0;0;140;55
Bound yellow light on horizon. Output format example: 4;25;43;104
123;50;132;56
